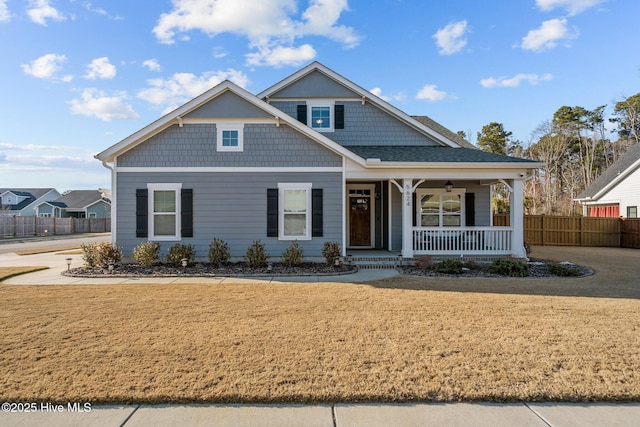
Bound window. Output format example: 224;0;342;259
307;101;334;132
216;123;244;152
628;206;638;218
278;183;312;240
148;183;181;240
39;213;51;218
417;190;465;227
89;212;97;218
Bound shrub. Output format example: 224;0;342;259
208;238;230;268
524;241;532;255
489;258;529;277
245;240;268;268
132;241;160;267
435;258;464;274
414;255;433;270
322;241;341;266
167;243;195;267
547;263;581;277
81;242;122;268
282;241;304;267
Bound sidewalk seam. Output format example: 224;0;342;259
119;404;141;427
331;403;337;427
522;402;553;427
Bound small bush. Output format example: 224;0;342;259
245;240;268;268
322;241;341;266
81;242;122;268
547;263;581;277
414;255;433;270
132;241;160;267
208;238;230;268
435;258;465;274
282;241;304;267
489;258;529;277
524;241;532;255
167;243;195;267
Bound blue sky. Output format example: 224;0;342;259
0;0;638;191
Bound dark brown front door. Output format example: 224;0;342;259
349;196;371;246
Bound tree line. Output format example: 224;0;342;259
464;93;640;215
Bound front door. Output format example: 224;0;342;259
349;195;371;246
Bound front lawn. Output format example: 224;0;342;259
1;276;638;403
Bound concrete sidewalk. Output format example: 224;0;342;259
1;402;639;427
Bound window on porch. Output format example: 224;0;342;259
418;192;463;227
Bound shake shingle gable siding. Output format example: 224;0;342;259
347;146;539;163
117;124;342;168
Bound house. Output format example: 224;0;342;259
0;188;61;216
35;190;111;219
95;62;543;260
575;143;640;218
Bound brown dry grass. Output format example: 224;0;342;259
0;246;638;404
0;266;48;282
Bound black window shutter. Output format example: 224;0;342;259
296;105;307;125
334;105;344;129
312;188;323;237
267;188;278;237
412;192;417;227
136;189;148;238
465;193;475;226
181;189;193;238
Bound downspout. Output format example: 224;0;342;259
101;160;116;244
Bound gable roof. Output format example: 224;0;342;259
258;62;461;148
0;188;58;212
576;143;640;200
54;190;110;209
411;116;476;149
95;80;365;166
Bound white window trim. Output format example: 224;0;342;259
147;183;182;241
216;123;244;152
307;100;335;133
278;182;312;241
416;188;466;228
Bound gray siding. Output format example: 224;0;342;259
117;123;342;168
269;70;359;99
270;101;440;147
116;172;343;259
185;90;272;119
87;201;111;219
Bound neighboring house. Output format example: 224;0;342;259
35;190;111;219
95;62;543;259
575;143;640;218
0;188;61;216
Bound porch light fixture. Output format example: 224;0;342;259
444;180;454;192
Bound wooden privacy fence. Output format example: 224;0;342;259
493;214;640;248
0;217;110;239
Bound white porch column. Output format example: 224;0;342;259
510;179;526;258
402;179;414;258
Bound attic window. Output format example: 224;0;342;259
217;123;244;152
307;101;334;132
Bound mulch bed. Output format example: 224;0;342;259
64;262;357;278
400;259;592;278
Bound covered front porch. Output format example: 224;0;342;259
344;177;526;259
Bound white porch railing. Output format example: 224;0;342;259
413;227;513;255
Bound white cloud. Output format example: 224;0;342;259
536;0;607;15
137;69;249;113
0;142;79;152
369;87;407;103
27;0;66;25
0;0;11;22
416;84;448;102
152;0;360;67
480;73;553;88
246;43;316;67
68;88;140;122
142;59;162;72
212;46;227;59
84;57;116;80
521;18;578;52
21;53;67;79
433;20;468;55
